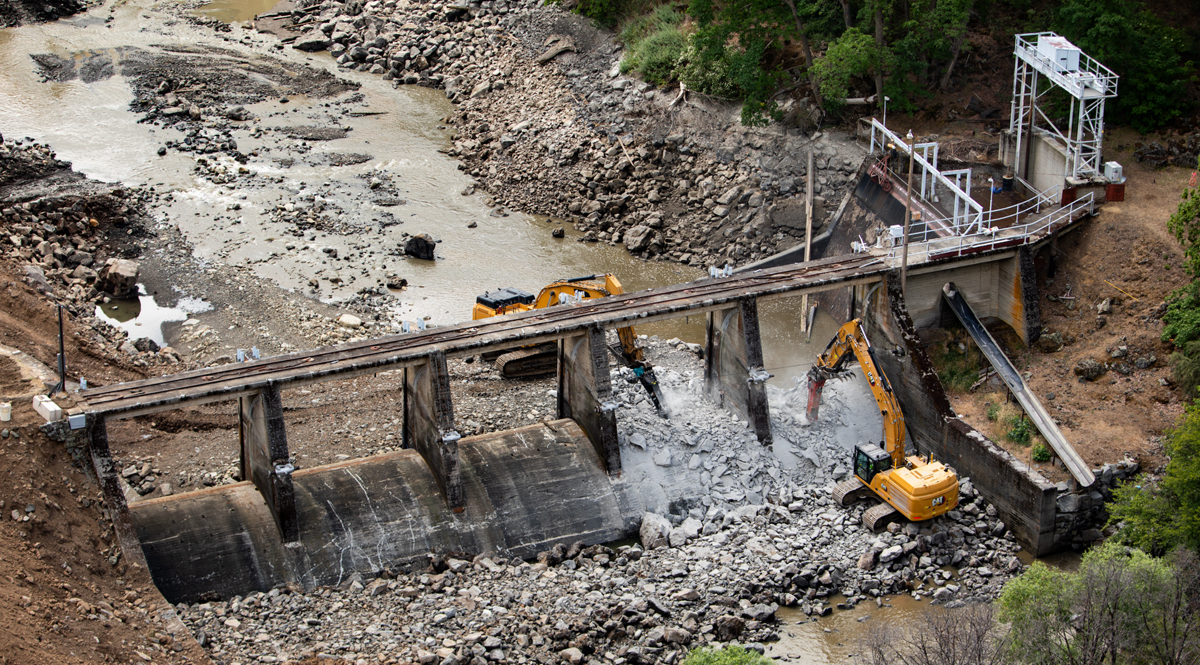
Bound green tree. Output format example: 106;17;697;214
997;561;1079;665
1054;0;1194;132
1163;156;1200;395
997;543;1200;665
811;27;879;111
686;0;802;125
1167;157;1200;279
888;0;974;91
1110;401;1200;553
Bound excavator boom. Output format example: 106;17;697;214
808;318;959;526
806;319;906;468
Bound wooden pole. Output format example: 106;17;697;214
901;131;914;300
800;150;814;332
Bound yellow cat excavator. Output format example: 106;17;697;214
473;274;667;416
807;319;959;530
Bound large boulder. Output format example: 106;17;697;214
712;615;745;641
1073;358;1106;381
639;512;671;550
293;31;332;52
624;225;654;252
97;258;139;298
404;234;437;260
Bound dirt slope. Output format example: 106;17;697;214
950;131;1193;478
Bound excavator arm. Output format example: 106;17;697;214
806;319;906;468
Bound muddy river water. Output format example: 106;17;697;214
0;0;840;386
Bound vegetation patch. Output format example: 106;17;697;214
618;6;686;86
929;341;982;393
682;645;771;665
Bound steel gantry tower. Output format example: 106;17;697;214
1010;33;1118;181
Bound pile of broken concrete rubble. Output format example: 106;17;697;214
179;479;1023;664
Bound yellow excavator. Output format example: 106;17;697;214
807;319;959;530
473;274;668;416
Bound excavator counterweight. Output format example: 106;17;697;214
808;319;959;527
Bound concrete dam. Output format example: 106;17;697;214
55;143;1103;604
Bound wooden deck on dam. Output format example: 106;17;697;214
79;253;885;419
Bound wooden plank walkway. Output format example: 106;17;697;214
81;253;887;419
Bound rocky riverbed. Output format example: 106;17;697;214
177;471;1022;665
260;0;868;269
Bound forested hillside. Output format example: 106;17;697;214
572;0;1200;130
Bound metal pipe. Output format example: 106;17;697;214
902;130;915;300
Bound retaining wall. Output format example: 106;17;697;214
862;273;1061;555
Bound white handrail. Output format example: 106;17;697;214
886;192;1093;263
879;165;1067;239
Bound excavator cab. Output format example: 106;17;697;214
470;273;669;417
474;287;535;317
853;443;892;486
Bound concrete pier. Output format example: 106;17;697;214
403;351;463;511
557;325;621;474
705;297;772;445
238;384;298;541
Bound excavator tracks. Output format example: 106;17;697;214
862;502;901;531
832;478;873;506
832;479;902;531
494;344;558;378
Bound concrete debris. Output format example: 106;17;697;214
177;338;1026;663
96;258;139;298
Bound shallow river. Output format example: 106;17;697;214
0;0;840;385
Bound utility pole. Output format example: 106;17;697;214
901;129;914;300
800;150;814;332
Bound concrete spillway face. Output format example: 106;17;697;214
130;419;625;604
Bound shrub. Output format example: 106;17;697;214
676;39;739;98
620;26;686;85
986;402;1001;422
1032;442;1052;462
1006;415;1032;446
618;4;681;43
1162;281;1200;347
574;0;649;29
1170;340;1200;398
682;645;772;665
929;343;980;393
